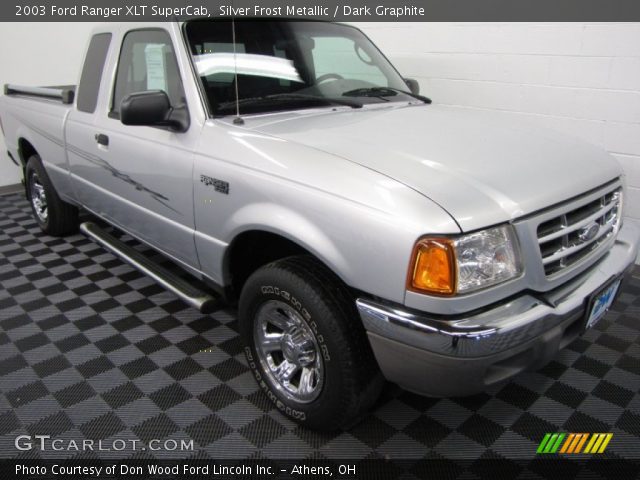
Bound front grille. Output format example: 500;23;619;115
537;186;622;276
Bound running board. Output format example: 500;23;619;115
80;222;218;314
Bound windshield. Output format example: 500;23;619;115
184;20;414;116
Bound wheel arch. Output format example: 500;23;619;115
223;228;352;302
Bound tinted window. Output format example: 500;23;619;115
111;29;186;116
185;20;411;116
77;33;112;113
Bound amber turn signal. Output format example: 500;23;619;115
408;238;456;295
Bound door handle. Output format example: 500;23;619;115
95;133;109;146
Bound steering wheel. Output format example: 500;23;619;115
316;73;344;84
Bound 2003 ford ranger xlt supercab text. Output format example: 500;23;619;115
1;20;638;431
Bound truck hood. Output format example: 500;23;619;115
241;104;622;232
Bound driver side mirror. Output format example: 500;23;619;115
120;90;189;132
404;78;420;96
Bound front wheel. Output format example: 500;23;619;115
239;256;383;431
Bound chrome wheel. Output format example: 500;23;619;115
254;300;323;403
30;173;48;223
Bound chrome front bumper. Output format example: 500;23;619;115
357;222;639;396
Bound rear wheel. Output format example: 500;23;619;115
26;155;78;236
239;255;383;431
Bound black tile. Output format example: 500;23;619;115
125;298;156;313
95;334;129;353
615;411;640;437
54;382;96;408
119;357;158;380
185;414;232;447
79;412;127;440
457;414;505;447
102;382;144;410
563;411;610;433
136;335;171;355
111;316;144;333
38;315;68;331
55;333;90;353
566;337;591;354
32;355;71;378
592;380;634;408
76;356;116;378
150;383;192;410
15;332;49;352
0;411;20;435
405;416;452;448
597;333;632;353
349;416;397;449
55;297;86;312
615;354;640;376
164;357;202;381
74;315;107;332
22;297;51;312
572;356;611;378
208;358;249;382
177;336;212;356
0;314;31;331
7;381;49;407
149;316;181;333
91;298;120;313
545;382;588;409
218;336;244;357
0;355;28;375
198;384;242;412
496;383;538;410
26;411;74;437
511;412;558;442
132;413;180;444
239;415;286;448
40;283;67;296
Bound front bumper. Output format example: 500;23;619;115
357;221;639;397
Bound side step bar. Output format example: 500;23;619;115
80;222;218;314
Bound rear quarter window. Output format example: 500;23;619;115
76;33;112;114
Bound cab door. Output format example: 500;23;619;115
68;27;201;269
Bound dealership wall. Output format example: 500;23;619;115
1;23;639;238
355;22;640;231
0;22;101;186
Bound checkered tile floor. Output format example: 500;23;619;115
1;192;640;464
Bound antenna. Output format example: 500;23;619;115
231;16;244;125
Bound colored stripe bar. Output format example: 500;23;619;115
574;433;589;454
597;434;613;453
567;433;584;454
586;434;605;454
559;434;575;454
551;433;566;453
583;433;599;454
537;433;552;454
543;434;559;453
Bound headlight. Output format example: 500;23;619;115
408;225;523;296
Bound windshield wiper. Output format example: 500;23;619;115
216;93;362;114
342;87;432;104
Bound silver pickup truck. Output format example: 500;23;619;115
1;20;638;431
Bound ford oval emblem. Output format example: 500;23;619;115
579;222;600;242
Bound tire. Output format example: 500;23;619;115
25;155;78;236
239;255;384;431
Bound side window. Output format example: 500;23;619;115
111;29;186;116
77;33;112;113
